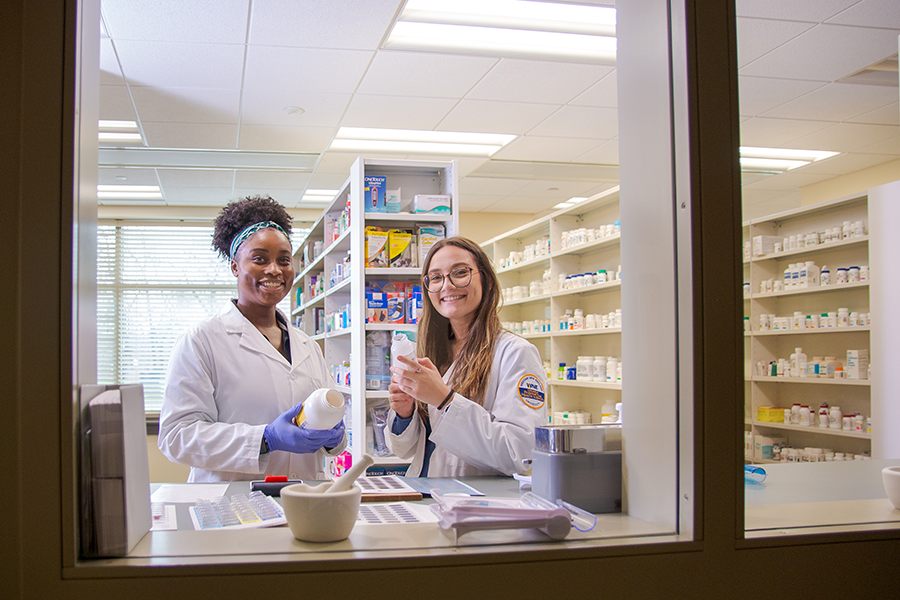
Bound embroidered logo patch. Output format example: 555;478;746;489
517;374;545;409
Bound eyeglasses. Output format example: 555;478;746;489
423;266;478;292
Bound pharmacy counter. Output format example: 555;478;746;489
745;459;900;537
106;477;673;567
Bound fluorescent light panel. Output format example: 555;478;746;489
385;0;616;63
99;120;139;131
97;184;162;199
739;147;839;173
331;127;516;156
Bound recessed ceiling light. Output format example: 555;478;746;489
114;175;127;181
98;132;143;142
331;127;516;156
99;120;138;131
302;189;340;203
568;197;588;204
97;184;162;199
739;147;839;173
385;0;617;63
553;202;575;209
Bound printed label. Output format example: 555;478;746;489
517;374;545;409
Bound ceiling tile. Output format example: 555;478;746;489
130;87;241;123
512;180;603;198
233;188;303;206
459;177;531;197
455;194;507;212
114;40;245;89
357;51;499;98
240;90;352;127
102;0;250;43
760;82;899;121
244;46;373;93
437;100;559;135
100;39;125;86
738;76;826;116
735;0;859;21
313;153;361;174
238;124;334;152
855;136;900;155
97;167;160;186
848;102;900;126
491;136;603;162
99;85;137;121
527;106;618;139
157;169;235;188
826;0;900;28
736;18;816;68
162;187;236;205
340;94;457;129
307;172;355;191
233;171;311;190
569;72;617;108
784;122;899;152
481;194;571;214
739;117;835;147
738;24;900;82
142;122;239;149
248;0;401;50
741;170;836;191
795;152;898;175
572;139;619;164
466;59;613;104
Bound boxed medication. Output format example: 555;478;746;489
414;194;451;214
752;235;780;257
754;434;787;460
364;176;387;213
388;229;416;268
366;291;387;324
365;226;389;268
385;188;401;214
416;224;445;266
846;349;868;379
407;286;423;324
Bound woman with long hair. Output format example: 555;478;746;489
386;237;546;477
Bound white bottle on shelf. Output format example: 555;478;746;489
592;356;607;382
606;357;618;383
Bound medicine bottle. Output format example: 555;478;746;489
391;333;417;371
576;356;592;380
573;308;585;330
601;400;618;423
837;308;849;327
558;362;566;380
818;403;829;428
798;405;810;427
294;388;345;430
820;265;830;285
592;357;607;382
829;406;842;429
606;357;618;383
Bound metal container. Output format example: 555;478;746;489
534;423;622;454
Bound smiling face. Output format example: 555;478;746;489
231;228;294;310
425;244;483;330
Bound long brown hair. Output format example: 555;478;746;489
417;237;502;414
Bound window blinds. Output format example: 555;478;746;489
97;224;307;413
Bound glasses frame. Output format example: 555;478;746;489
422;266;479;293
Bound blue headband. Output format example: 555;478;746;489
229;221;290;259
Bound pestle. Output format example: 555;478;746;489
326;454;375;494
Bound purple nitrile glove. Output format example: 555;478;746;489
263;402;344;454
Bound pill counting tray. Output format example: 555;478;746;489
189;492;286;530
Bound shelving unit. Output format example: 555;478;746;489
744;193;871;462
480;187;622;423
292;157;458;468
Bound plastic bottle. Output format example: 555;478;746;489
796;348;807;378
294;388;345;430
829;406;842;429
783;264;793;289
573;308;585;330
558;362;566;380
820;265;830;285
837;308;849;327
601;400;618;423
791;403;800;424
616;361;622;383
576;356;592;380
798;405;810;427
818;403;829;428
592;356;607;382
390;333;417;371
606;357;618;383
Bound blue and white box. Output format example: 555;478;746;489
365;176;387;213
414;194;451;214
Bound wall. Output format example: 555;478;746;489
801;157;900;205
460;211;537;245
148;435;190;483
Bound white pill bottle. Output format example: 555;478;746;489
294;388;345;430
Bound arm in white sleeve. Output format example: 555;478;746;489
384;410;423;460
158;330;270;475
429;339;546;476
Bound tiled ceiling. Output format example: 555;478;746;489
98;0;900;215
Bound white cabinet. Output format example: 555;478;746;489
480;187;622;424
291;157;458;468
744;194;871;462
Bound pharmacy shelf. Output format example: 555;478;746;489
365;267;422;277
364;212;450;223
751;376;870;386
552;327;622;337
496;255;551;275
365;323;416;331
365;390;390;399
552;233;620;258
326;276;352;297
554;279;622;298
753;326;870;336
551;380;622;390
297;226;352;280
751;280;869;299
750;235;868;263
521;332;552;340
751;420;871;439
503;292;551;307
325;328;351;339
297;294;325;312
335;384;351;395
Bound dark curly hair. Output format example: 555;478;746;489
212;195;293;261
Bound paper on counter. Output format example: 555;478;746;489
151;483;229;503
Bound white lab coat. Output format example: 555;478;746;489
158;301;345;482
385;331;547;477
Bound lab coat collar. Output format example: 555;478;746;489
220;301;310;368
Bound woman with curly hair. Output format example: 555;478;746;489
385;237;546;477
158;195;345;482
